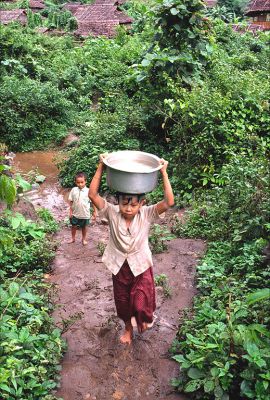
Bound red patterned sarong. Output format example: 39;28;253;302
112;260;156;333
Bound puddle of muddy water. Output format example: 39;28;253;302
13;151;69;220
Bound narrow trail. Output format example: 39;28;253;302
49;220;205;400
13;151;206;400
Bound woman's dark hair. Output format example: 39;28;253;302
116;192;145;204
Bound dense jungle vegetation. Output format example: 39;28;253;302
0;156;65;399
0;0;270;398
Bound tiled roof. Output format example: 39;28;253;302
205;0;218;7
75;20;119;37
65;1;133;37
0;0;133;37
246;0;270;14
0;9;27;24
29;0;45;9
63;2;82;13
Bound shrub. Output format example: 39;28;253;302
37;208;59;233
171;154;270;399
0;76;73;151
0;274;66;399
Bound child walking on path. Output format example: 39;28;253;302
68;172;96;245
89;155;174;344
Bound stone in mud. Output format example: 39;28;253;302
13;197;37;221
35;175;46;183
112;390;124;400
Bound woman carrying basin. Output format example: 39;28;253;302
89;151;174;344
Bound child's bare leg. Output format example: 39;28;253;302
68;225;77;243
82;226;87;245
120;320;133;345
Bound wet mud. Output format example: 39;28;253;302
49;222;205;400
13;151;206;400
13;151;69;220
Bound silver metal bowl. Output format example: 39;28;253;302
103;150;162;194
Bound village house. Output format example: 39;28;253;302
0;0;133;37
63;0;133;37
245;0;270;30
0;9;27;25
28;0;45;13
0;0;44;26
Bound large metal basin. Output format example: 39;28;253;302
103;150;162;194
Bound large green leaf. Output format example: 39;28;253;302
0;174;16;205
15;174;31;191
184;379;202;392
247;288;270;305
187;367;205;379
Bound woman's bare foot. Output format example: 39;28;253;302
68;239;75;244
120;323;133;344
141;322;148;333
140;314;157;333
82;240;88;246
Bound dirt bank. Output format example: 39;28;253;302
49;220;205;400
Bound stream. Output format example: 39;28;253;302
13;151;69;220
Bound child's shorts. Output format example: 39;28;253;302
70;216;90;228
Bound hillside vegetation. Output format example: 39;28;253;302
0;0;270;398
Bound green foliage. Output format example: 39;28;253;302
0;173;16;206
0;273;66;399
37;208;59;233
0;3;270;398
171;153;270;399
149;223;176;253
0;201;64;399
171;240;270;399
0;212;55;278
218;0;249;17
160;39;270;200
0;76;73;151
0;152;30;206
205;5;236;22
27;10;43;29
44;9;78;31
247;288;270;305
172;154;270;242
154;273;172;298
134;0;213;84
97;241;106;256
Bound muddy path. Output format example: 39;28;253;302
13;151;206;400
49;221;205;400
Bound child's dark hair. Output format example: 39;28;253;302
116;192;145;204
75;172;87;181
